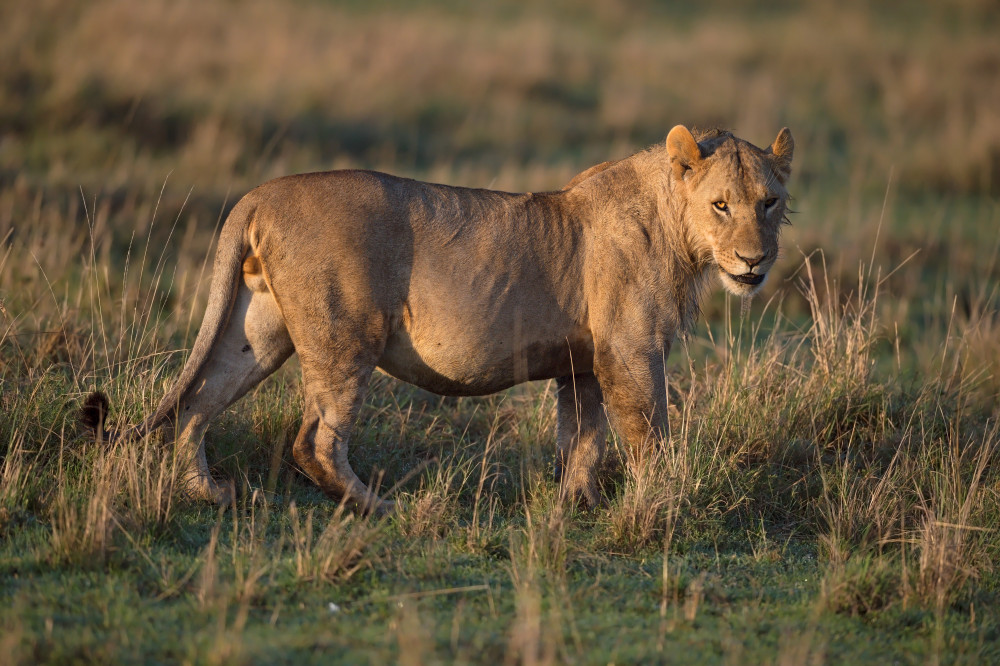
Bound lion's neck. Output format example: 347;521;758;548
569;146;712;333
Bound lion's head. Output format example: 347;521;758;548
666;125;794;297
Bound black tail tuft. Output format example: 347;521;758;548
80;391;110;433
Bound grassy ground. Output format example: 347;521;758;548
2;0;1000;663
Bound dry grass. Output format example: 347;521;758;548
506;497;569;666
287;500;383;584
47;443;118;566
395;456;469;539
910;420;997;612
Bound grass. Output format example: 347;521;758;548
3;0;1000;663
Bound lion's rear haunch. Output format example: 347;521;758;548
80;390;110;436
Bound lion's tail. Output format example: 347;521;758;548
80;196;257;443
79;390;117;442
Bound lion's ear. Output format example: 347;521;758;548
666;125;702;179
768;127;794;183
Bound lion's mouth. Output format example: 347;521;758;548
726;271;765;286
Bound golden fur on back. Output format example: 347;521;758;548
83;125;794;512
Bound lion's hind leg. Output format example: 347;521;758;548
292;350;392;516
170;279;293;502
555;373;608;508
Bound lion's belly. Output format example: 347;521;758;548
377;320;593;397
377;223;590;396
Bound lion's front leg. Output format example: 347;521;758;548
555;373;608;508
592;341;670;465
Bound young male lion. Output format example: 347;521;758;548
82;125;793;513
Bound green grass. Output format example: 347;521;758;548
3;0;1000;663
6;523;992;664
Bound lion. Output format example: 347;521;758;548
82;125;793;513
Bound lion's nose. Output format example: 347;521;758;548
735;251;766;272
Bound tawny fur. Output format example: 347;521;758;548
82;125;793;513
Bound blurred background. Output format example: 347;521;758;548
1;0;998;378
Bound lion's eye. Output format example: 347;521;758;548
764;197;778;208
713;201;728;212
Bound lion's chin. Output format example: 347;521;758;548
720;270;767;296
